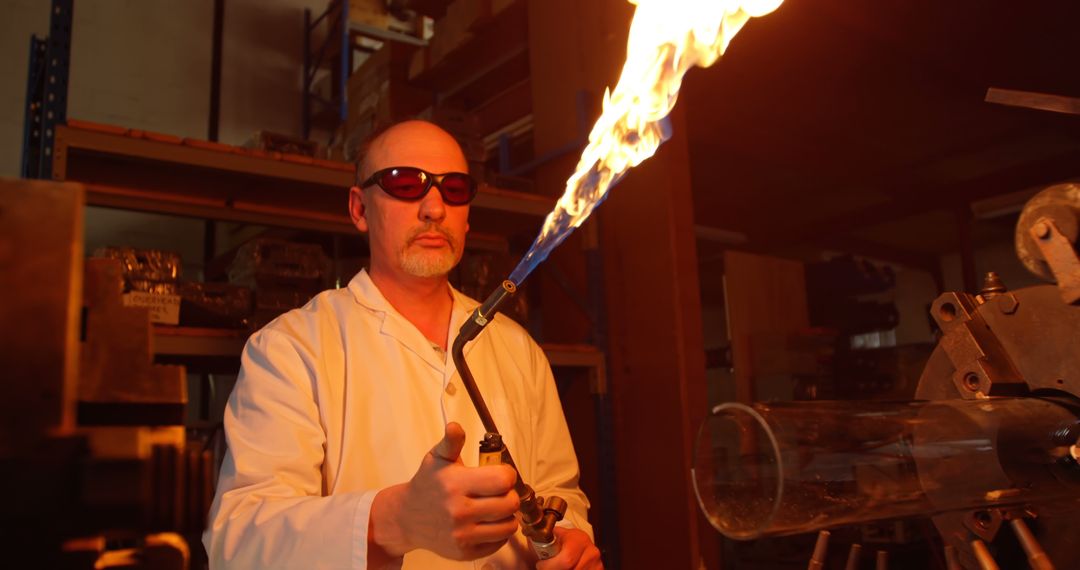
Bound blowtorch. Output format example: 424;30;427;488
451;279;569;560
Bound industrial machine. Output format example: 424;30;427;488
693;183;1080;569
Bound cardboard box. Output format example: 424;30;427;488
420;0;516;70
347;0;422;37
345;80;432;156
122;291;181;325
178;281;253;329
345;42;431;148
80;258;187;406
415;105;486;161
351;41;420;89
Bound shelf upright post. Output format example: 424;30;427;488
21;0;74;180
303;7;312;139
338;0;349;125
208;0;224;143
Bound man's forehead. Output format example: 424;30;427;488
366;122;467;173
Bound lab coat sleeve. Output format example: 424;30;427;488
526;341;595;541
203;328;378;569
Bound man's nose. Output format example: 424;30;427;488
418;186;447;222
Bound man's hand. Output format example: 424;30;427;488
537;527;603;569
369;422;520;561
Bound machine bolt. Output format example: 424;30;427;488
979;272;1006;299
963;372;981;391
997;293;1019;315
1033;221;1051;239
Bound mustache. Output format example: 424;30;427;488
407;223;456;250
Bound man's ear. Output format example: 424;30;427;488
348;186;369;233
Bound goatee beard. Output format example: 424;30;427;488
399;224;458;278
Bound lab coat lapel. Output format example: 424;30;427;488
347;270;446;373
346;270;488;374
378;312;447;371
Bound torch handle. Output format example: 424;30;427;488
532;537;561;560
476;433;565;559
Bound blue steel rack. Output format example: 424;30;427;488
21;0;74;180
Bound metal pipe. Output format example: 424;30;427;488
844;544;861;570
971;540;1000;570
875;550;888;570
451;280;516;436
806;530;829;570
945;545;961;570
1010;518;1055;570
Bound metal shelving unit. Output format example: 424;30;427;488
48;119;572;366
302;0;431;139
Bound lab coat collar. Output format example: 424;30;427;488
346;269;482;372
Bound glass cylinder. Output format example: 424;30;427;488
692;397;1080;539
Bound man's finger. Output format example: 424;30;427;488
579;546;603;569
467;492;521;522
466;516;519;543
431;421;467;463
465;465;518;497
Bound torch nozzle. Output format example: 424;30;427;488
454;280;517;348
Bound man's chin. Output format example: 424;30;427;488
400;251;456;278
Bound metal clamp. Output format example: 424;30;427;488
929;291;1025;397
1029;217;1080;304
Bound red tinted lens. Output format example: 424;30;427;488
438;173;476;204
380;168;429;199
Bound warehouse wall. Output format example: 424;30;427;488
1;0;329;274
2;0;330;175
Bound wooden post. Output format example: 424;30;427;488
0;179;84;452
723;251;810;404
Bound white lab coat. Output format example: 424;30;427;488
203;269;592;569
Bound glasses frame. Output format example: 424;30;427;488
359;166;478;206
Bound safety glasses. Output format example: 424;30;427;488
360;166;478;206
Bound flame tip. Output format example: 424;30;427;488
515;0;783;284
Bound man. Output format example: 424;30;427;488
204;120;602;569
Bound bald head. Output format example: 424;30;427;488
358;120;468;183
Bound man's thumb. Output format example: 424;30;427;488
431;422;466;463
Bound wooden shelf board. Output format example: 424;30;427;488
152;326;248;357
57;122;555;233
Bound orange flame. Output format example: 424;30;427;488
511;0;782;282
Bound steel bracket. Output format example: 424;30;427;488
929;292;1025;397
1029;217;1080;305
